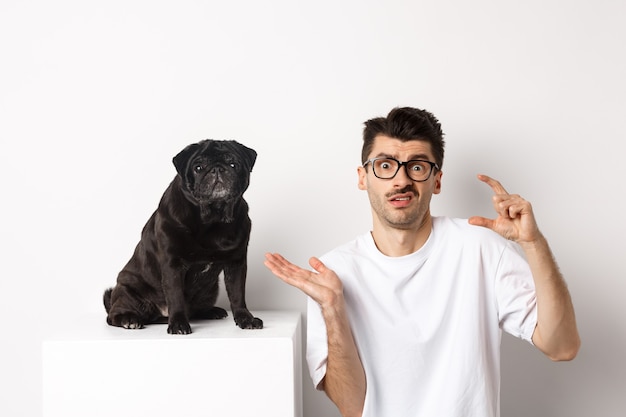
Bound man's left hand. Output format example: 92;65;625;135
468;174;541;244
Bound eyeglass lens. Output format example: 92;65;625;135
372;158;434;181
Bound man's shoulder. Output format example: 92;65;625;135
434;216;499;237
322;232;371;256
432;216;511;252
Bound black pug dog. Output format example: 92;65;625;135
103;139;263;334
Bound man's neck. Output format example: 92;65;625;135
371;215;433;257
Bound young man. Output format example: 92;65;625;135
264;107;580;417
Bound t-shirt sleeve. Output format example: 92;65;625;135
306;295;328;390
495;241;538;344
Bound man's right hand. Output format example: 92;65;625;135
264;253;366;417
264;253;344;310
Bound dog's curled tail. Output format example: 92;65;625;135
103;288;113;313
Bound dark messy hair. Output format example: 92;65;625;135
362;107;445;169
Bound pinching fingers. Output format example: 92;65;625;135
477;174;509;195
494;194;528;219
468;215;494;229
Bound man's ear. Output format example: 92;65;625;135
357;166;368;190
433;170;443;194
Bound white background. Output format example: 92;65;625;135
1;1;625;416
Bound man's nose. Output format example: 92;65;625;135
391;164;413;186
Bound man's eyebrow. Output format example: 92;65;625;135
408;153;431;160
371;152;394;159
372;152;431;160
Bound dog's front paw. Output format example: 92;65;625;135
113;313;145;330
196;306;228;320
167;313;192;335
234;312;263;330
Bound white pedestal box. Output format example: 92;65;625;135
42;311;302;417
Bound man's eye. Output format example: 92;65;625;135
380;162;392;170
411;164;424;172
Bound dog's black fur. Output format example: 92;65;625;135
103;139;263;334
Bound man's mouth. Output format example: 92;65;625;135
388;193;414;207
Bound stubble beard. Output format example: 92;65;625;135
368;186;431;230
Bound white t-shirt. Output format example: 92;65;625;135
306;217;538;417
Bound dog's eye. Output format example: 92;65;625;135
194;165;204;173
229;163;236;169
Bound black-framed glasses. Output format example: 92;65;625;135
363;157;439;182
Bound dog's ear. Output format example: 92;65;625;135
234;142;257;172
173;141;204;177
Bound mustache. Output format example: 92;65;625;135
386;185;417;199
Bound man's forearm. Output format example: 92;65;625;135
321;300;366;417
262;254;366;415
522;235;580;361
